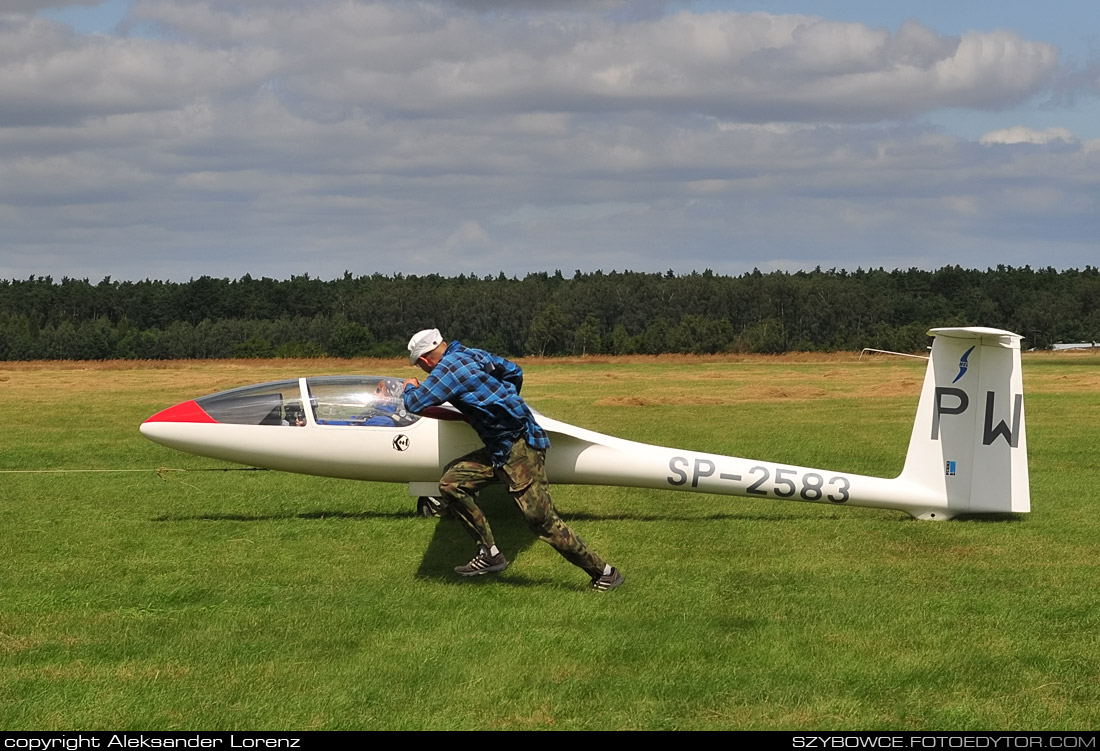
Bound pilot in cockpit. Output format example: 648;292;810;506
374;378;401;398
359;379;405;426
285;402;307;427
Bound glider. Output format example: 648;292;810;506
140;326;1029;521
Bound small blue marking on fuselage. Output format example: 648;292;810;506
946;460;957;476
952;346;975;383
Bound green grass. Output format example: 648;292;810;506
2;353;1099;730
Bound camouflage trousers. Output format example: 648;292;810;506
439;440;607;577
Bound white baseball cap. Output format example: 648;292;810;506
408;328;443;365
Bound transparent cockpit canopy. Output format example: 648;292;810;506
306;376;418;427
193;376;420;427
196;380;298;426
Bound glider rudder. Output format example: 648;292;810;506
899;327;1029;520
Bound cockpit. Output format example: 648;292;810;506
194;376;420;428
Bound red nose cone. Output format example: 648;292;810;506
144;400;217;424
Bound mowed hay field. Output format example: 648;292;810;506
2;351;1099;731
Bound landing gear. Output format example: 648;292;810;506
416;496;450;518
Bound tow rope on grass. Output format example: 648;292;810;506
0;466;273;497
0;467;269;475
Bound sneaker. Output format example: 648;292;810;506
590;566;624;591
455;548;509;577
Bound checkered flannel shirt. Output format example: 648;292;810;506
402;341;550;467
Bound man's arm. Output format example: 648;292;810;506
490;353;524;394
402;371;454;413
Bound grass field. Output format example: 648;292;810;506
2;351;1099;730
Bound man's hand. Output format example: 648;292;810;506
403;377;420;390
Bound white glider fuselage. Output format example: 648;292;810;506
140;327;1031;521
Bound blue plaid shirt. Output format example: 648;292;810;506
402;341;550;467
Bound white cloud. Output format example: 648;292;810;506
0;15;280;127
979;126;1077;146
110;3;1059;123
4;0;101;12
444;220;492;249
0;2;1096;281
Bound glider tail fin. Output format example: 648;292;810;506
899;327;1030;519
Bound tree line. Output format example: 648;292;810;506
1;266;1097;361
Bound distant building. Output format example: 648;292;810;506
1051;342;1099;351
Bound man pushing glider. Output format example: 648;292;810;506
402;328;624;591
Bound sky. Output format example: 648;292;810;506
2;1;1099;283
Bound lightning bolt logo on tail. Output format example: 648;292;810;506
953;346;975;383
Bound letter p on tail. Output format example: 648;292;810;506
900;327;1030;519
